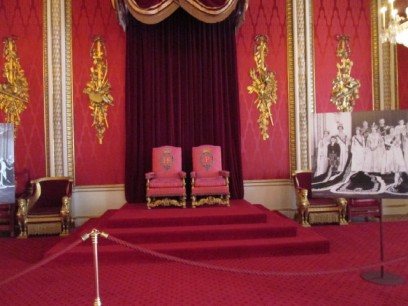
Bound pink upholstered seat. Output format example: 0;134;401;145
292;171;348;226
145;146;186;209
190;145;230;208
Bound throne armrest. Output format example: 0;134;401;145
16;197;29;219
190;171;196;187
16;181;37;212
219;170;230;177
336;197;348;208
145;172;155;180
60;195;71;216
178;171;186;179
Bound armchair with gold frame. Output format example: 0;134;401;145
190;145;230;208
292;170;348;227
16;177;73;238
145;146;187;209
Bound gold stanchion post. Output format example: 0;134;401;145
82;229;109;305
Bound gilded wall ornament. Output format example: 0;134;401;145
248;35;277;140
83;36;113;144
0;37;29;134
330;35;361;112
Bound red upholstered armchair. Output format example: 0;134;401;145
16;177;73;238
0;169;31;237
145;146;186;209
190;145;230;208
292;171;348;227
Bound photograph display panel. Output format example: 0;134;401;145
0;123;15;203
312;110;408;198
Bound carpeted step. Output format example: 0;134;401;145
100;222;298;244
106;210;267;228
56;234;329;263
146;236;330;259
105;200;268;228
46;200;331;262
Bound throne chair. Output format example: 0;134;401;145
145;146;186;209
190;145;230;208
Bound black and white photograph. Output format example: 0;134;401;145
0;123;15;203
311;110;408;198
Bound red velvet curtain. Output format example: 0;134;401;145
119;0;239;24
125;8;244;203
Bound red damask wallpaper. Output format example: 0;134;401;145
396;0;408;108
72;0;126;185
236;0;290;180
397;44;408;109
314;0;373;113
0;0;46;178
0;0;382;185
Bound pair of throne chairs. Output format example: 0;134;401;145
145;145;230;209
292;170;382;226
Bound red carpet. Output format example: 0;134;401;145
0;200;407;305
45;200;330;261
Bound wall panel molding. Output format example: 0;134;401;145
46;0;74;177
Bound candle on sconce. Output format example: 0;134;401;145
381;7;387;29
389;0;394;12
392;9;398;20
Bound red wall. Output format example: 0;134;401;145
396;0;408;108
236;0;290;180
72;0;126;185
314;0;373;113
397;44;408;109
1;0;380;185
0;0;46;178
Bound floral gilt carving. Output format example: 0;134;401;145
0;37;29;135
83;36;113;144
330;35;361;112
248;35;277;140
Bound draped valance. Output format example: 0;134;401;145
112;0;247;27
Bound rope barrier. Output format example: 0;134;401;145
1;227;408;289
105;232;408;277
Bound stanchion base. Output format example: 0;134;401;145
361;271;405;286
94;297;102;306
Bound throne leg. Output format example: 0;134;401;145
181;196;187;208
60;217;69;236
224;195;230;207
298;206;311;227
337;198;348;225
17;220;28;239
16;209;28;239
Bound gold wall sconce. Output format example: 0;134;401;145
330;34;360;112
248;35;277;140
83;35;113;144
0;37;29;134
